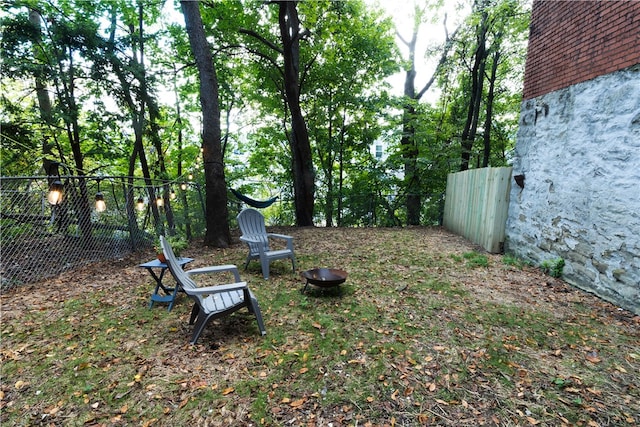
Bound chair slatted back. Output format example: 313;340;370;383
237;208;270;253
160;236;198;296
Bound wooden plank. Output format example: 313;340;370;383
443;167;512;253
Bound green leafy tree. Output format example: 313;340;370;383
233;0;401;226
1;1;106;237
302;0;399;226
93;0;168;234
275;0;314;226
2;0;192;240
396;2;460;225
441;0;530;170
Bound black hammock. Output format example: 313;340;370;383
231;188;278;209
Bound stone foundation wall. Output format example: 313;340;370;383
505;64;640;315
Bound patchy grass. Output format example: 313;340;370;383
1;227;638;426
502;254;531;270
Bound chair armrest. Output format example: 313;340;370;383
186;264;241;282
267;233;294;251
267;233;293;241
182;281;248;296
239;236;261;244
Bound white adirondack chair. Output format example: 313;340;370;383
237;208;296;279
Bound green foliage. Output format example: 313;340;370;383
451;251;489;268
0;220;35;247
1;0;531;228
0;123;40;175
541;257;565;278
227;0;402;226
435;0;531;169
502;254;531;269
155;234;188;257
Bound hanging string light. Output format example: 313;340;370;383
46;162;65;205
136;196;145;211
47;179;64;205
95;179;106;212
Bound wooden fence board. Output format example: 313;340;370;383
443;167;512;253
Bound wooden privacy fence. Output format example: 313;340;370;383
443;167;512;253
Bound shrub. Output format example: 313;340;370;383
541;258;564;278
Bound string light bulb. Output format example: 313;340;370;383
95;192;106;212
47;180;64;205
94;179;106;212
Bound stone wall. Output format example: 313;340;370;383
505;64;640;315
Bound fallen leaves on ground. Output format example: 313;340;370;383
1;227;638;426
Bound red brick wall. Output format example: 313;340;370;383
523;0;640;100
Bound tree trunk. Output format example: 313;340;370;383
398;9;459;225
173;64;192;239
483;49;500;168
337;116;346;227
28;10;55;158
55;48;93;239
136;3;176;231
460;9;488;171
400;24;421;226
401;103;421;225
106;15;161;234
129;117;161;233
324;99;334;227
181;0;230;247
278;1;314;226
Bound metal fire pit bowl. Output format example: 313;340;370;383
301;268;347;293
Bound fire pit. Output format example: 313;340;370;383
301;268;347;293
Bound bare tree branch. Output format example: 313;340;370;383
416;21;460;101
239;28;283;54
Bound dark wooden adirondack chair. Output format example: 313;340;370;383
237;208;296;279
159;236;266;344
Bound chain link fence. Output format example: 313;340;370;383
0;175;207;291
